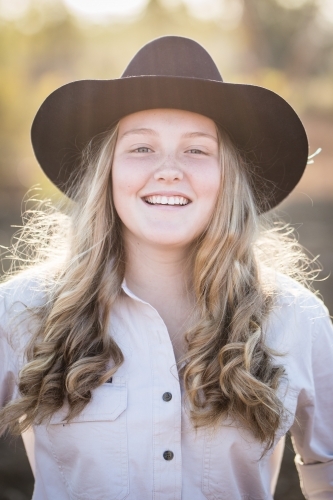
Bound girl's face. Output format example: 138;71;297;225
112;109;220;251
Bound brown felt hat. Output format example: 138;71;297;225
31;35;308;211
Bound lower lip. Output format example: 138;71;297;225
143;200;190;209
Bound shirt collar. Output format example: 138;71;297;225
121;279;154;307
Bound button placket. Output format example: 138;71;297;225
150;319;182;499
119;284;182;498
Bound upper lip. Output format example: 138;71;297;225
142;191;192;201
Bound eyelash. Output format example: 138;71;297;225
187;149;205;155
132;147;206;154
134;147;151;153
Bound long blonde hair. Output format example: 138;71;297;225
0;121;314;450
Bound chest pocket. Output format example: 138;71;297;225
202;386;298;500
46;377;128;500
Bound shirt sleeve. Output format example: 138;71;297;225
0;271;47;411
290;307;333;500
0;292;20;409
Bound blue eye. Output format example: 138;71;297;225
188;149;204;154
135;147;151;153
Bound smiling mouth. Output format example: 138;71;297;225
143;195;190;206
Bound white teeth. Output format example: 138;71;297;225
145;195;189;206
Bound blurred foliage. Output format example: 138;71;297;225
1;5;332;497
0;0;332;200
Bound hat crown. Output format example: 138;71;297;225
122;36;223;82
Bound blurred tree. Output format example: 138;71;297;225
0;0;332;196
241;0;333;76
0;2;332;500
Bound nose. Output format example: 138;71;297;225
154;158;183;182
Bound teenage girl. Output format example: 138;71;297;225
0;36;332;499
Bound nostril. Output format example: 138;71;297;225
154;165;183;181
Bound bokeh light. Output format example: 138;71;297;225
0;0;30;20
318;0;333;23
62;0;149;21
183;0;243;25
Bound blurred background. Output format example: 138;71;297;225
0;0;332;498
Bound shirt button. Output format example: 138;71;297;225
163;450;174;461
162;392;172;402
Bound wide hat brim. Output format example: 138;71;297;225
31;68;308;212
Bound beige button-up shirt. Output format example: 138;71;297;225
0;271;333;500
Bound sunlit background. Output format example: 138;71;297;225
0;1;333;499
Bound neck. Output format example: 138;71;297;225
124;236;191;304
123;233;196;364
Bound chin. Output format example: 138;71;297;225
144;233;192;249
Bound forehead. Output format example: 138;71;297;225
118;108;217;136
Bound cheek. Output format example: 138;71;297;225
193;165;221;204
111;160;148;230
112;161;139;206
112;157;149;196
112;163;131;219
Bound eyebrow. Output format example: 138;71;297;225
181;131;218;142
119;128;158;139
120;128;218;142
